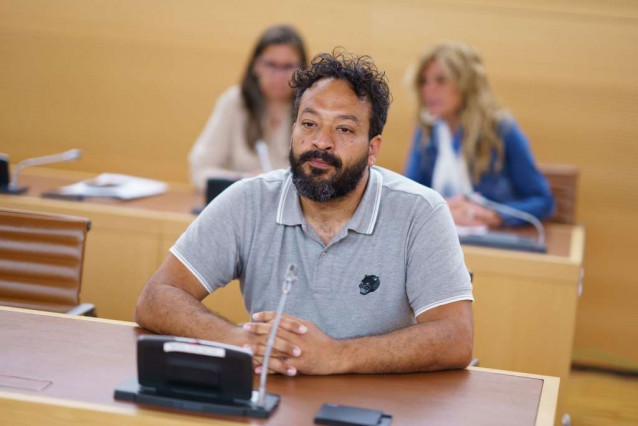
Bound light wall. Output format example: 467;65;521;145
1;0;637;371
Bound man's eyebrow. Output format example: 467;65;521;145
299;108;361;125
300;107;318;115
337;114;360;124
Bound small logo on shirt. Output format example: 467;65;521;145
359;275;380;295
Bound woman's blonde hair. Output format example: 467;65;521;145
414;41;507;182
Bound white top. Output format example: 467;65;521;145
431;120;473;198
188;86;292;192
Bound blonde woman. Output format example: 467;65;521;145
404;42;554;227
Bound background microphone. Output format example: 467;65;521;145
256;264;297;407
255;140;273;173
0;149;83;194
466;192;545;245
459;193;547;253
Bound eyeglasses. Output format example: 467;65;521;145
256;59;301;74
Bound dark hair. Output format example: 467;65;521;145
291;50;392;140
240;25;307;150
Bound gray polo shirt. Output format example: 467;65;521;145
171;167;473;339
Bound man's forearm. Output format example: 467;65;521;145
335;317;473;374
135;283;239;344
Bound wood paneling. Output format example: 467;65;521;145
566;368;638;426
1;0;637;371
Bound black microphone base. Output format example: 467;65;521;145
459;232;547;253
0;185;28;195
114;378;280;418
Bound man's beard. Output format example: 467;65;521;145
289;147;369;203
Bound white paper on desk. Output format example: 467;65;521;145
456;225;488;237
57;173;167;200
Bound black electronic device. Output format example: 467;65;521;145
459;232;547;253
206;177;237;204
314;403;392;426
0;153;23;194
138;335;252;401
0;154;10;190
191;177;237;214
114;335;280;418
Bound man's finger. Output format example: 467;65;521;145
251;338;302;358
255;356;297;377
276;316;308;334
242;324;302;357
252;311;297;322
252;311;276;322
253;356;277;374
242;322;273;335
250;345;289;359
252;312;308;334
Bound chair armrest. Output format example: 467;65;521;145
66;303;97;317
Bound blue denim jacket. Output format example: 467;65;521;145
404;119;554;226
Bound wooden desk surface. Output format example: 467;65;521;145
3;168;200;215
0;307;558;426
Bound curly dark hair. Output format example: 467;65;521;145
290;50;391;140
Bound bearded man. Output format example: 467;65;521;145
136;51;474;376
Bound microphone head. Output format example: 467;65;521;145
65;149;83;160
282;264;297;293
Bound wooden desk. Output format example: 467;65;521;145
465;224;584;424
0;307;558;425
0;168;583;424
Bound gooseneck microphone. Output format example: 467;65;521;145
0;149;83;194
460;192;547;253
257;264;297;407
466;192;545;246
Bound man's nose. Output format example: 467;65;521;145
312;130;335;150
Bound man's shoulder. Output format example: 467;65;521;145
374;166;444;208
230;168;290;198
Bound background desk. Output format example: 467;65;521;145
1;168;583;424
466;225;583;424
0;307;558;425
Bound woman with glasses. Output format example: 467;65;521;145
404;41;554;227
189;25;307;192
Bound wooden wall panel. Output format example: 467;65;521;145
1;0;637;370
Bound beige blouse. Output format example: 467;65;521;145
188;86;292;192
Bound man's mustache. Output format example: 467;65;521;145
299;150;342;168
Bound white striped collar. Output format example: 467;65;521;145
275;173;303;226
275;167;383;235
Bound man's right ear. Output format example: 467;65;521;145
367;135;382;167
